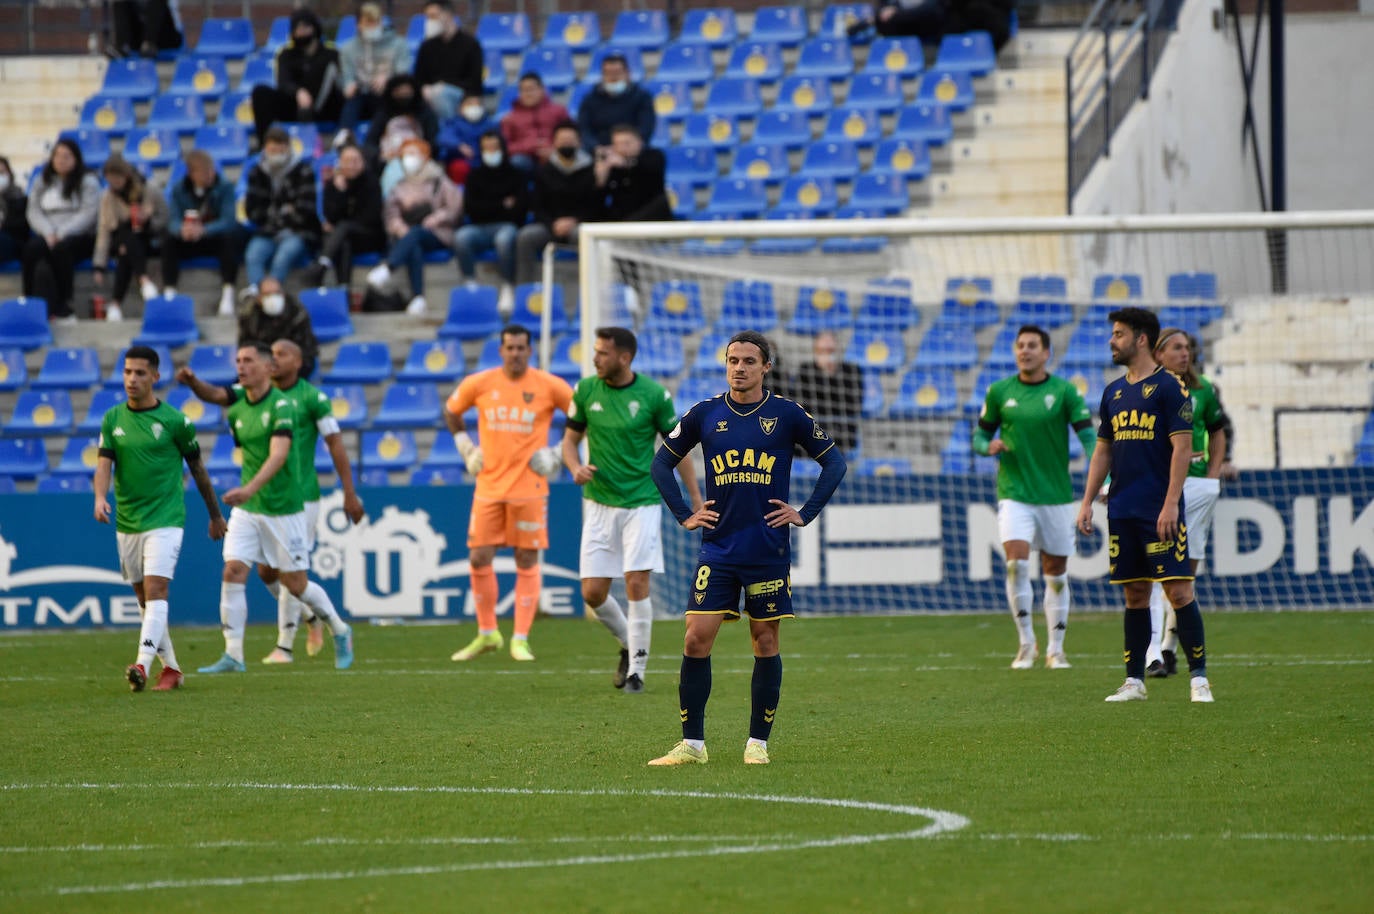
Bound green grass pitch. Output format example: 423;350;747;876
2;611;1371;913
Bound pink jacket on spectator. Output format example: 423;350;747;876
501;97;571;164
383;159;464;247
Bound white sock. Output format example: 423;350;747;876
1043;574;1069;655
276;588;299;652
1161;601;1179;653
1147;583;1166;664
747;737;767;749
295;581;348;636
684;738;705;751
263;579;282;600
135;599;168;670
589;594;627;647
220;582;247;662
1005;559;1035;646
156;628;179;671
627;598;653;677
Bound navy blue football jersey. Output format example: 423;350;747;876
662;391;836;563
1098;366;1193;520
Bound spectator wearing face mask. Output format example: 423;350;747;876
163;149;242;316
243;126;321;295
368;138;463;316
93;154;170;322
454;131;528;307
501;72;570;172
338;2;412;136
413;0;484;121
576;54;655;153
364;73;439;179
305;142;385;293
237;276;320;379
435;96;498;185
0;155;30;266
515;121;600;285
251;8;344;142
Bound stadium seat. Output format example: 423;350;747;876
545;334;583;385
789;286;852;334
871;138;932;183
689;332;733;377
321;384;368;429
38;474;93;493
170;55;230;100
654;40;715;85
982;320;1023;371
0;437;47;478
585;45;645;84
729;143;792;185
777;176;838;214
164;386;223;430
666;145;719;186
518;44;577;91
858;456;912;477
411;465;464;487
820;4;876;41
725;42;785;82
935;31;997;77
205;433;242;474
566;82;593;118
264;16;290;54
917;70;975;112
890;368;958;418
942;277;1000;329
32;346;100;390
1062;367;1105;411
123;128;181;171
0;297;51;351
396;339;465;383
439;284;503;340
849;172;909;214
280;123;321;161
237;53;276;92
1013;275;1074;327
674;373;722;410
844;73;905;114
420;431;464;470
773;76;834;117
855;279;917;331
103;345;173;389
633;330;685;377
361;430;418;471
847;330;906;373
404;14;427;55
543;11;601;51
647;79;693;123
322;341;392;384
822;108;882;147
753;109;815;150
794;37;854;82
511;284;570;337
6;390;72;435
1091;273;1144;301
863;37;925;79
1061;324;1113;369
147;93;206;136
681;113;741;152
940;420;975;473
54;435;101;477
100;57;160;100
915;325;978;369
750;209;819;256
215;91;256;130
704;178;768;219
893;103;953;147
0;347;26;391
77;388;126;433
196;17;256;58
133;294;199;347
800;140;861;180
79;95;136;136
819;205;890;255
1167;271;1225;323
860;369;885;418
299;287;353;343
705;77;765;119
647;280;706;334
666;179;697;218
373;383;442;429
679;8;739;48
478;12;534;55
187;344;236;386
58;129;111;171
679;214;748;258
357;467;392;487
750;5;808;45
611;10;669;50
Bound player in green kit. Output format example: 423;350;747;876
974;325;1096;669
95;345;228;692
191;342;355;674
560;327;703;692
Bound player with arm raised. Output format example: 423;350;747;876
973;324;1096;670
95;345;228;692
646;331;847;766
1075;307;1214;703
561;326;703;692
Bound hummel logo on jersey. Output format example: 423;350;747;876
715;420;729;432
759;416;777;434
1113;390;1123;400
1005;397;1018;408
1143;383;1158;398
113;427;126;437
590;401;603;412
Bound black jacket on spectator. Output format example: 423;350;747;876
603;147;671;222
273;14;344;120
413;28;484;100
245;157;321;244
464;157;530;226
0;184;29;244
789;360;864;453
364;74;439;163
531;153;601;229
322;167;384;234
237;295;320;380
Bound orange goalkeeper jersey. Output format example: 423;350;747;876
447;366;573;500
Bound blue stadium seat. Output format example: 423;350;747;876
774;76;834;117
859;456;913;477
546;334;584;385
103;345;173;390
633;330;685;377
237;53;276;92
871;138;931;183
6;390;73;435
420;431;464;469
373;383;442;429
165;386;223;430
38;474;93;493
77;388;125;433
855;279;917;331
215;91;256;129
679;8;739;48
187;344;236;386
962;366;1006;415
439;284;503;340
566;82;593;118
725;42;786;82
1061;324;1113;369
585;45;645;84
205;434;242;474
704;178;768;219
170;55;230;100
100;58;160;100
80;95;137;136
58;129;112;171
478;12;534;55
847;330;906;373
789;286;852;334
133;294;199;347
982;319;1023;371
777;176;838;214
729;143;792;185
358;467;392;487
123;128;182;171
666;179;697;218
942;277;1000;328
264;17;290;54
299;286;353;343
196;18;256;58
753;5;810;45
511;283;570;337
55;435;101;477
863;37;925;78
1013;275;1074;327
32;346;100;390
845;72;905;114
794;37;854;82
890;368;958;418
281;123;321;161
893;103;953;147
682;113;741;152
411;465;464;487
800;140;860;180
654;40;715;85
849;172;909;214
940;420;975;473
1167;271;1224;323
821;108;882;147
1061;367;1105;411
647;79;693;123
705;77;764;119
0;347;26;391
915;325;978;369
321;383;368;429
754;110;815;151
666;145;718;186
917;69;975;112
147;93;206;135
404;14;427;55
543;12;601;51
935;31;997;77
690;332;733;376
820;4;876;41
648;280;706;334
749;208;819;256
323;341;392;384
819;206;890;255
611;10;669;50
396;339;465;383
334;14;359;44
674;373;723;410
196;123;248;168
1091;273;1144;301
518;44;577;91
679;214;747;258
0;438;47;478
361;430;417;471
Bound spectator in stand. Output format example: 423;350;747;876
576;54;655;153
162;149;242;317
236;277;320;379
413;0;484;121
454;131;528;309
436;95;498;185
107;0;183;59
243;126;320;295
596;125;670;223
515;121;600;285
852;0;1017;52
305;142;385;293
788;331;864;454
501;72;570;172
92;154;169;322
368;138;463;316
338;2;412;138
251;8;343;142
22;138;100;322
364;74;439;182
0;156;30;266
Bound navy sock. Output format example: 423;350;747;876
749;654;783;741
1124;607;1151;680
678;655;711;741
1173;599;1207;677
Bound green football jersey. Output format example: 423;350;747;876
225;385;301;516
98;400;201;534
1187;374;1224;478
567;372;680;508
978;373;1092;505
275;378;333;502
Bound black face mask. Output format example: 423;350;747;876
294;32;317;47
392;93;415;106
555;145;578;159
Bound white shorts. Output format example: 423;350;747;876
223;508;311;572
998;500;1078;558
116;528;184;583
303;499;319;551
1183;476;1222;561
579;501;665;579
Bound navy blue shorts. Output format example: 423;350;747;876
687;560;793;621
1108;515;1192;584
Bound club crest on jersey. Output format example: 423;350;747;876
813;422;827;439
694;592;705;604
715;420;729;433
759;416;777;435
150;422;163;440
523;392;534;404
628;401;641;418
1143;383;1157;399
1044;394;1056;409
1179;398;1194;423
260;412;271;427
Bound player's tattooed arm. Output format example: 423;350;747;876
185;452;227;540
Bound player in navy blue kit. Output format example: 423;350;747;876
1076;307;1214;703
647;331;847;765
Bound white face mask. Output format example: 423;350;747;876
603;80;627;95
0;173;10;192
261;294;286;316
461;104;485;123
401;153;424;175
481;151;502;168
263;151;290;171
423;18;444;39
360;25;382;41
